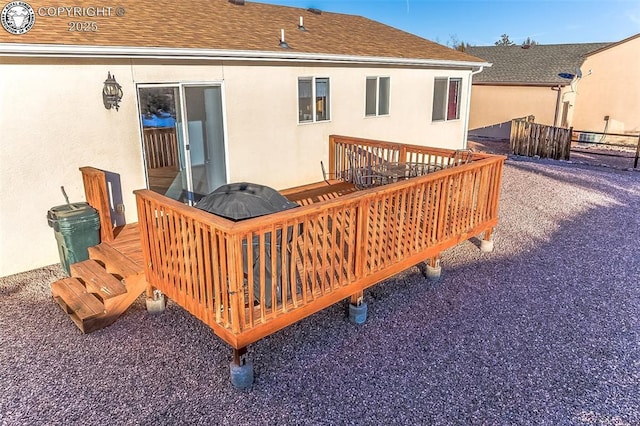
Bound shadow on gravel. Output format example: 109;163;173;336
469;137;639;170
507;158;640;197
1;163;639;425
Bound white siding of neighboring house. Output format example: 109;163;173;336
0;57;472;276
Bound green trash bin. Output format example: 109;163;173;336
47;202;100;275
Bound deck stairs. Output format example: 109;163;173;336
50;242;146;333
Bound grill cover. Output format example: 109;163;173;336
195;182;299;221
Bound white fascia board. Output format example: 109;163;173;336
0;43;492;69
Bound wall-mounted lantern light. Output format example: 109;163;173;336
102;72;123;111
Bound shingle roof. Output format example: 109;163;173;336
0;0;485;64
466;43;610;85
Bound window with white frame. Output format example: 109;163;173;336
432;77;461;121
298;77;330;123
365;76;390;116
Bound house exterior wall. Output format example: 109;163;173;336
468;84;572;139
0;58;472;276
572;36;640;134
0;58;146;277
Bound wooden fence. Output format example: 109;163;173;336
142;127;178;169
510;118;572;160
135;135;505;350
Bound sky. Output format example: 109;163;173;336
256;0;640;46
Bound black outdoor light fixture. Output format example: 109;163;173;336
102;72;123;111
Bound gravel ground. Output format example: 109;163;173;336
468;138;639;170
1;159;639;425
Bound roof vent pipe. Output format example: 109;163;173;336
298;16;306;31
279;29;290;49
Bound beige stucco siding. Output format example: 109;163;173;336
0;59;146;276
0;58;471;276
223;65;470;189
469;84;569;133
572;36;640;134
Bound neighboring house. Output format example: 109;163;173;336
0;0;488;276
466;42;610;139
571;33;640;135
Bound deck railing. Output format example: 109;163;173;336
80;167;115;242
143;127;179;169
135;135;505;349
329;134;478;176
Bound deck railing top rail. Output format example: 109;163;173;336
328;134;493;181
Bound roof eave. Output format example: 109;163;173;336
0;43;491;68
472;81;568;87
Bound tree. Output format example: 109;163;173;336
139;88;174;116
494;34;515;46
447;34;472;52
521;37;538;47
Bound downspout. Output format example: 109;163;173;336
551;85;562;127
463;66;484;149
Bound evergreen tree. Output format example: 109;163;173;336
495;34;515;46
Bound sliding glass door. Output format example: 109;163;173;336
183;85;227;199
138;83;227;204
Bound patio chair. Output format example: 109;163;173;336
410;162;443;176
320;160;343;184
347;153;386;189
352;167;387;189
451;149;473;166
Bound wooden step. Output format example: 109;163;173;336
52;261;147;334
51;277;106;332
71;260;127;300
88;243;143;278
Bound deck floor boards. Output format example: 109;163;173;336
111;224;144;268
281;181;358;206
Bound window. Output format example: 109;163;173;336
365;76;390;116
298;77;330;123
432;77;461;121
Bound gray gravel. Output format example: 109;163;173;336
1;158;639;425
468;138;639;170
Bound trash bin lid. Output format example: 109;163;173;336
47;202;98;224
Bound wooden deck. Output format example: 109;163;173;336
131;135;505;352
79;134;505;387
147;166;180;196
110;224;144;269
280;180;358;206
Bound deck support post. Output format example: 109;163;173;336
230;347;253;389
480;228;495;253
424;256;442;281
348;291;368;324
145;289;165;314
